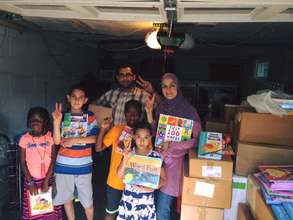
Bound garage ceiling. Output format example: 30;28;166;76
1;0;293;47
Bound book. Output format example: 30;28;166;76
154;114;193;147
27;187;54;217
271;204;291;220
116;126;133;153
259;165;293;181
61;113;88;146
88;104;112;127
123;154;163;189
197;132;223;160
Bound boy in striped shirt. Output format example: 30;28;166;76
52;83;98;220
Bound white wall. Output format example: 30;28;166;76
0;26;99;139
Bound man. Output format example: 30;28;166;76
96;63;159;125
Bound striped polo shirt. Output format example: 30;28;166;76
54;111;98;175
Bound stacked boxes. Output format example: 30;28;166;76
181;150;233;220
235;112;293;176
233;112;293;219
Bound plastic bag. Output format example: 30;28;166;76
247;90;292;116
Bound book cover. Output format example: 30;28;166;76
61;113;88;145
116;126;133;153
123;154;163;189
27;187;54;217
197;132;223;160
259;165;293;182
155;114;193;147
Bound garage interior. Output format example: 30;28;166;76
0;0;293;220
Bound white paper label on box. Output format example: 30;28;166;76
194;181;215;198
202;166;222;178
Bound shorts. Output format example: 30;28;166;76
105;185;123;215
53;173;93;208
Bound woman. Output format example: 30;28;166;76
145;73;202;220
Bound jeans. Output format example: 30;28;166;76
156;191;175;220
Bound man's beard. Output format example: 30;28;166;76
121;80;136;90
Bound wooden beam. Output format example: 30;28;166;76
250;6;288;20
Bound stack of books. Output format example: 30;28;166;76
254;165;293;220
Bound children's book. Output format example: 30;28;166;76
116;126;133;154
61;113;88;145
259;165;293;181
197;132;223;160
155;114;193;147
123;154;163;189
27;187;54;217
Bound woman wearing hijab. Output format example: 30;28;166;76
145;72;202;220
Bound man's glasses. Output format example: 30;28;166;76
117;72;134;78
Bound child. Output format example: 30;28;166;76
19;107;63;220
95;100;143;220
52;83;98;220
116;122;166;220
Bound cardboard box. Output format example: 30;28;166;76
246;175;261;219
237;203;254;220
224;176;248;220
246;176;274;220
181;204;224;220
189;150;233;180
255;190;275;220
235;141;293;176
88;104;112;127
182;174;232;208
237;112;293;146
205;120;231;133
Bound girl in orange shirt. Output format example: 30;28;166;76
19;107;63;220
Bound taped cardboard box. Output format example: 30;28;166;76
246;175;261;219
181;204;224;220
189;150;233;180
182;174;232;208
237;112;293;146
205;120;232;134
235;141;293;176
224;175;248;220
237;203;254;220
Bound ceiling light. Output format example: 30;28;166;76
145;30;161;50
145;30;194;50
